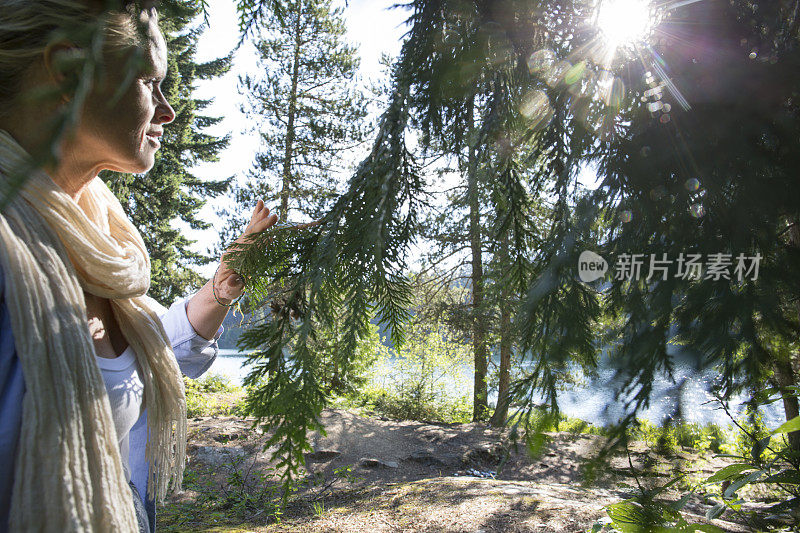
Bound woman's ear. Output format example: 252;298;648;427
42;42;83;102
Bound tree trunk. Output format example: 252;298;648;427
774;358;800;450
490;237;512;427
781;222;800;451
489;298;512;427
280;9;302;221
467;96;489;422
267;8;301;384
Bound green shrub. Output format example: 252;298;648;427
631;419;680;455
727;407;772;458
555;415;606;435
184;374;244;418
345;384;472;423
594;391;800;533
342;321;474;424
628;420;730;456
187;373;238;394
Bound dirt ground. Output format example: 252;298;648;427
160;409;755;532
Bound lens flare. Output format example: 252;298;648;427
527;49;555;74
689;203;705;218
519;89;554;130
596;0;655;48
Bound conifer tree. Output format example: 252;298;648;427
221;0;370;397
232;0;366;226
104;2;231;306
409;3;561;422
512;0;800;452
418;93;494;422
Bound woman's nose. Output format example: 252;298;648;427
155;100;176;125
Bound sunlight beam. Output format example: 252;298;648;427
596;0;656;49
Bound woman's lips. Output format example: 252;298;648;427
145;131;162;147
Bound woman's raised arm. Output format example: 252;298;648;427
185;200;278;340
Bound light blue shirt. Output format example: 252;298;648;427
0;267;221;531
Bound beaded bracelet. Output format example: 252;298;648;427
212;264;245;308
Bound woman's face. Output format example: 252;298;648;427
75;11;175;175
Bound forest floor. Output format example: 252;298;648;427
159;408;766;532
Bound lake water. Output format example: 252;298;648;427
209;349;786;428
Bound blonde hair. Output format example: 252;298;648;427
0;0;148;116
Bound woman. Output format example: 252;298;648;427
0;2;273;531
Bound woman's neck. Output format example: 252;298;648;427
46;148;100;202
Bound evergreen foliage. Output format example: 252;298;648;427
225;0;545;481
227;0;800;488
227;63;422;486
515;0;800;451
223;0;367;244
222;0;375;421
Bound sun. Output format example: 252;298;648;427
596;0;656;49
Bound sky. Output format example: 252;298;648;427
187;0;409;277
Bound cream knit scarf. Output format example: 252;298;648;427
0;130;186;532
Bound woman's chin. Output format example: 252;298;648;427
108;157;154;175
126;151;157;174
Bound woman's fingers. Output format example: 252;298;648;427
240;201;278;240
248;202;278;231
249;200;265;225
252;212;279;233
247;202;323;235
235;200;325;251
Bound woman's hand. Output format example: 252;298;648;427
186;201;277;339
214;200;278;304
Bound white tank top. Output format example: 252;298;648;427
95;346;144;481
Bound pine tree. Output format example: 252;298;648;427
220;0;370;397
104;2;231;306
408;3;559;422
408;5;522;422
417;92;494;422
232;0;366;225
